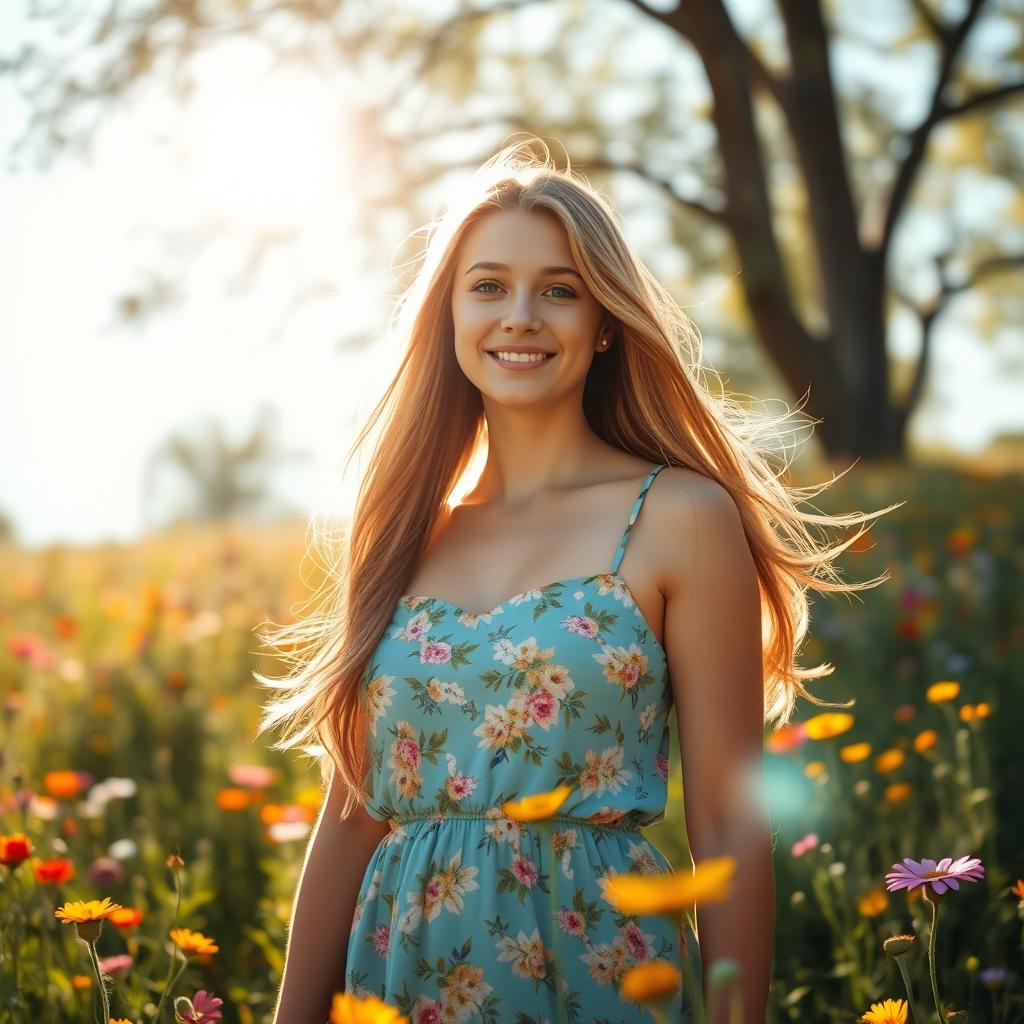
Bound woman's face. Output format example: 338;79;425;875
450;207;607;406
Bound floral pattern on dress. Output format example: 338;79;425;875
347;464;701;1023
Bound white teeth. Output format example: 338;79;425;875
492;351;550;363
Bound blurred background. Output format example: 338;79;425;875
1;1;1022;1022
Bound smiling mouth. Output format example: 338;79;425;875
487;352;556;366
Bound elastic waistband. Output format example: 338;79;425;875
389;810;643;833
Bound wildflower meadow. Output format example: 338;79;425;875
1;463;1021;1023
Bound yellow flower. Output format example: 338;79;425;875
874;749;905;774
804;713;855;740
55;897;123;941
501;785;573;822
605;857;736;915
926;681;960;703
620;960;681;1003
861;997;908;1024
110;1019;135;1023
912;730;937;753
329;991;409;1024
840;742;872;763
858;889;889;917
169;927;219;955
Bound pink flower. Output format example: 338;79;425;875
227;764;277;788
369;923;390;957
791;833;819;857
563;615;599;639
175;989;224;1024
393;738;421;770
556;908;586;936
446;773;476;800
525;689;558;729
885;855;985;895
511;856;539;888
654;753;669;781
87;856;124;887
98;953;133;977
621;920;653;960
412;1000;445;1024
419;640;452;665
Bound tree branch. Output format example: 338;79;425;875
893;248;1024;419
582;157;729;225
876;0;988;264
937;81;1024;122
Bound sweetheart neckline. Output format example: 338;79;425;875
397;570;667;660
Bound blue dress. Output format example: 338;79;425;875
346;463;701;1023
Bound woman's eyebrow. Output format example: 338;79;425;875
464;261;583;281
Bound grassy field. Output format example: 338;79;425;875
1;462;1021;1023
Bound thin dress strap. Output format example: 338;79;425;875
609;463;669;574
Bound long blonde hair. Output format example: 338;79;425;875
254;139;902;820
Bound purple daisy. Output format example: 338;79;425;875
885;855;985;895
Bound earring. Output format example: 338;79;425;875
599;336;609;348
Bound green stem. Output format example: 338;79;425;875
677;915;706;1024
86;940;111;1024
154;862;184;1021
924;891;948;1024
895;957;922;1024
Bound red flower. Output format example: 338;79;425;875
0;833;34;867
33;857;75;884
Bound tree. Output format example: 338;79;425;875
142;404;309;527
5;0;1022;458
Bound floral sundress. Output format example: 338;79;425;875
346;463;701;1023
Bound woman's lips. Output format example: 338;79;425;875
487;351;556;371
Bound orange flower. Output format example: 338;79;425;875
947;527;976;555
926;681;960;704
1010;878;1024;900
55;897;123;941
0;833;34;867
108;906;145;929
329;991;408;1023
52;614;78;639
71;974;92;989
804;761;827;779
861;997;908;1023
605;857;736;915
620;959;682;1003
840;742;872;763
33;857;75;884
858;889;889;917
501;785;573;822
913;730;938;753
766;723;807;754
884;783;912;804
216;788;249;811
874;749;905;774
960;702;992;722
804;713;855;740
44;770;88;800
170;927;219;956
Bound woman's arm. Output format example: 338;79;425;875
657;472;776;1024
272;762;391;1024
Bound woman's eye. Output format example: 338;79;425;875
470;281;576;299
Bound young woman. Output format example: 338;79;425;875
259;140;897;1024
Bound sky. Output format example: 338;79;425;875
2;2;1022;549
